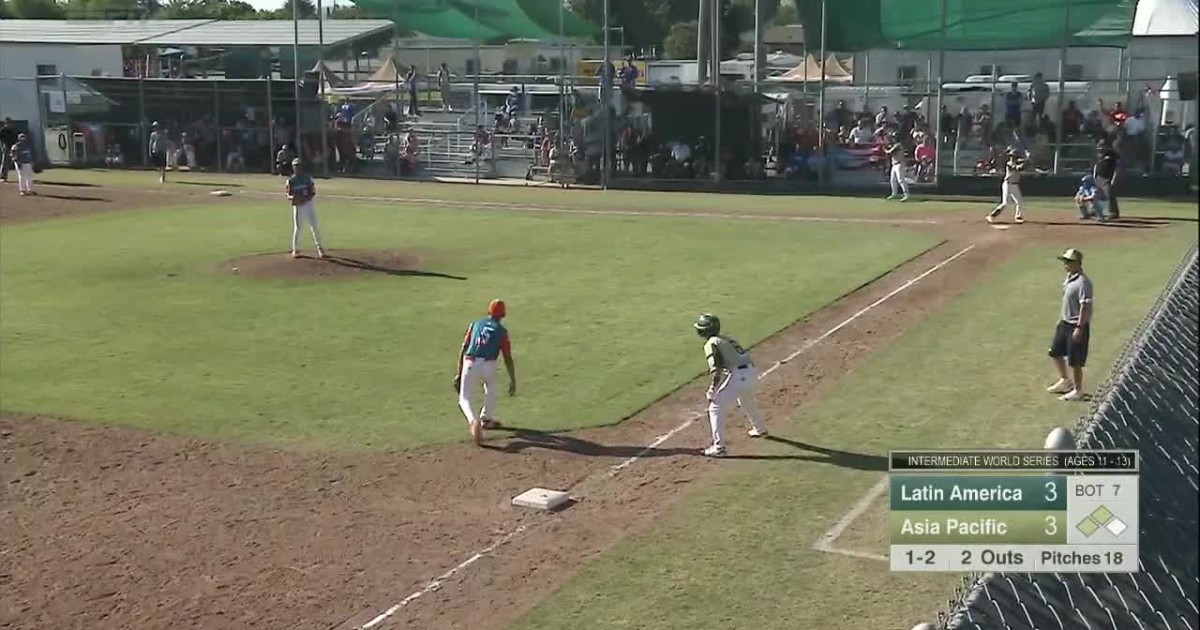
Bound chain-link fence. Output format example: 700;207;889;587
4;43;1195;188
933;244;1199;630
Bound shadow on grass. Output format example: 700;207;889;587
37;193;110;202
172;180;245;188
482;426;695;459
322;254;468;280
724;436;889;471
40;180;99;187
485;426;888;472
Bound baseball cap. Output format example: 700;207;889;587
487;299;506;317
291;157;302;165
1057;248;1084;263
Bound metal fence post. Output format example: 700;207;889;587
1053;0;1072;174
215;80;222;172
266;74;275;171
138;75;148;167
933;0;947;184
60;74;72;164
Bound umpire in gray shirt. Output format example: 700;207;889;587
1046;248;1093;401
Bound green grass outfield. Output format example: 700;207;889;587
508;218;1197;629
0;197;937;449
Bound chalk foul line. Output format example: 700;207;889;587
350;243;974;627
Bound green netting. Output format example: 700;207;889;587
351;0;596;40
459;0;557;39
516;0;599;38
799;0;1136;51
353;0;503;39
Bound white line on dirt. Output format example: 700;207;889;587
812;476;890;563
239;189;940;226
359;525;528;629
350;242;974;628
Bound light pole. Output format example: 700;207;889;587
292;0;301;153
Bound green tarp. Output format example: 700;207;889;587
352;0;596;40
799;0;1137;51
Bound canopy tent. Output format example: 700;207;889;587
350;0;595;40
768;54;854;82
310;60;348;94
798;0;1139;51
1133;0;1199;35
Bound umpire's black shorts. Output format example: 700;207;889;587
1049;320;1090;367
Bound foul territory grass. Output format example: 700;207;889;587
507;221;1196;630
0;199;936;449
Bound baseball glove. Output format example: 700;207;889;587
452;375;461;393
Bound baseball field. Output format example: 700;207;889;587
1;170;1196;629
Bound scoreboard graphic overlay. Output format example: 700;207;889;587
888;450;1139;573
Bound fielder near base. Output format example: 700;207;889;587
285;158;326;259
454;300;517;445
694;314;767;457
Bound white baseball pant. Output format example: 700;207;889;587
291;200;323;252
992;181;1023;216
708;365;766;447
890;164;910;197
16;163;34;194
458;357;498;425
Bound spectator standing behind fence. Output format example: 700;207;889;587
437;63;452;112
1029;73;1050;121
1004;82;1023;131
11;133;35;196
149;122;168;183
0;118;17;183
1062;100;1083;140
405;65;420;117
1046;248;1093;402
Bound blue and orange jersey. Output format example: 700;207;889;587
286;172;315;200
461;316;511;360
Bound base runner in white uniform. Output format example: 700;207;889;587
693;314;768;457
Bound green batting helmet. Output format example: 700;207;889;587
693;313;720;337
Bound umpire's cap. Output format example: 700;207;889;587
488;299;506;318
1057;248;1084;263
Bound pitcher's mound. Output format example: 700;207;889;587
225;249;422;279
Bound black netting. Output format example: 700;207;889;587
935;245;1199;630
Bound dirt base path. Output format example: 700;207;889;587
0;179;1177;630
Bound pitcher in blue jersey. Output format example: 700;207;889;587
454;299;518;445
285;158;326;259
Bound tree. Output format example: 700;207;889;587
157;0;256;19
62;0;144;19
571;0;675;52
770;2;797;25
8;0;67;18
259;0;315;19
662;20;698;60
